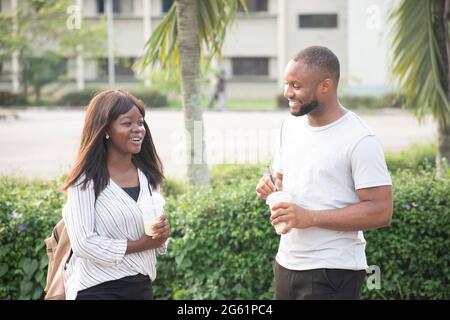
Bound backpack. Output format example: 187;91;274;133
44;219;72;300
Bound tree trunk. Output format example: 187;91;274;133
434;0;450;176
446;0;450;95
175;0;210;185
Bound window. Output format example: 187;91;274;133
0;61;9;81
162;0;174;13
115;57;135;77
232;58;269;76
97;0;133;15
97;0;119;14
98;58;136;79
298;14;338;28
238;0;268;12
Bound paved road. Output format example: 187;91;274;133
0;108;436;180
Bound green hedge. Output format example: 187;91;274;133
154;181;278;300
152;169;449;300
56;88;168;108
0;146;448;300
385;144;436;173
0;91;28;107
206;144;437;187
136;91;168;108
363;170;449;299
55;88;99;107
275;94;403;110
340;95;403;109
209;164;265;189
160;178;188;200
0;177;65;299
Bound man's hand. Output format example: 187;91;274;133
270;202;314;233
256;174;283;200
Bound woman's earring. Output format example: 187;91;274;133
106;134;109;140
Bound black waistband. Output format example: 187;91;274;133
120;273;150;283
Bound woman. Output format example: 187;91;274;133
61;89;169;300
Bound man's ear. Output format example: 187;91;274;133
320;78;334;93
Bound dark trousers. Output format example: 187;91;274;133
76;274;153;300
273;261;366;300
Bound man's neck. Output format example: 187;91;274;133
306;99;346;127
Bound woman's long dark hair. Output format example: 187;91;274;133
62;89;164;198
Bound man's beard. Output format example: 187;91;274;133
290;99;319;117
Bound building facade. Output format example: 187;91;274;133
0;0;394;99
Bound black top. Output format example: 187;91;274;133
122;186;140;202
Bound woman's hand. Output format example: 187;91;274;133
149;215;170;243
126;215;170;253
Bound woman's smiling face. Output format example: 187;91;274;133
107;105;146;155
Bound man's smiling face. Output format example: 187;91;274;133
283;60;325;117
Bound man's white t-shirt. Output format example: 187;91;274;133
272;111;392;271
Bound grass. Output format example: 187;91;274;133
166;98;277;111
167;94;400;112
222;98;276;111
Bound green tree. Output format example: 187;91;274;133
390;0;450;176
22;52;66;105
0;0;106;102
139;0;247;186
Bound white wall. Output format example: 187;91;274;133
1;0;11;12
113;19;146;56
84;0;138;16
268;0;278;14
150;0;163;16
222;16;278;58
83;0;97;15
68;58;98;81
347;0;394;95
221;11;279;98
227;81;278;99
284;0;349;88
2;0;398;100
84;59;98;80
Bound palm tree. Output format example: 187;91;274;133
390;0;450;177
139;0;247;185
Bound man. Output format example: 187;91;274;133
256;46;393;300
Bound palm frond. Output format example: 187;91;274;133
137;3;177;72
390;0;450;129
137;0;248;74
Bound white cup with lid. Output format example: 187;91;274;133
141;193;165;237
266;191;293;235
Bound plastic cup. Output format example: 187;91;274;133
266;191;293;235
142;205;163;236
141;194;165;237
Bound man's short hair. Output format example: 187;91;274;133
293;46;340;84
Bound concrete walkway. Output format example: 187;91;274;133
0;108;436;180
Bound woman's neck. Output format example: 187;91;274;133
106;151;134;173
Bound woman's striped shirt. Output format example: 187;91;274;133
63;169;166;300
